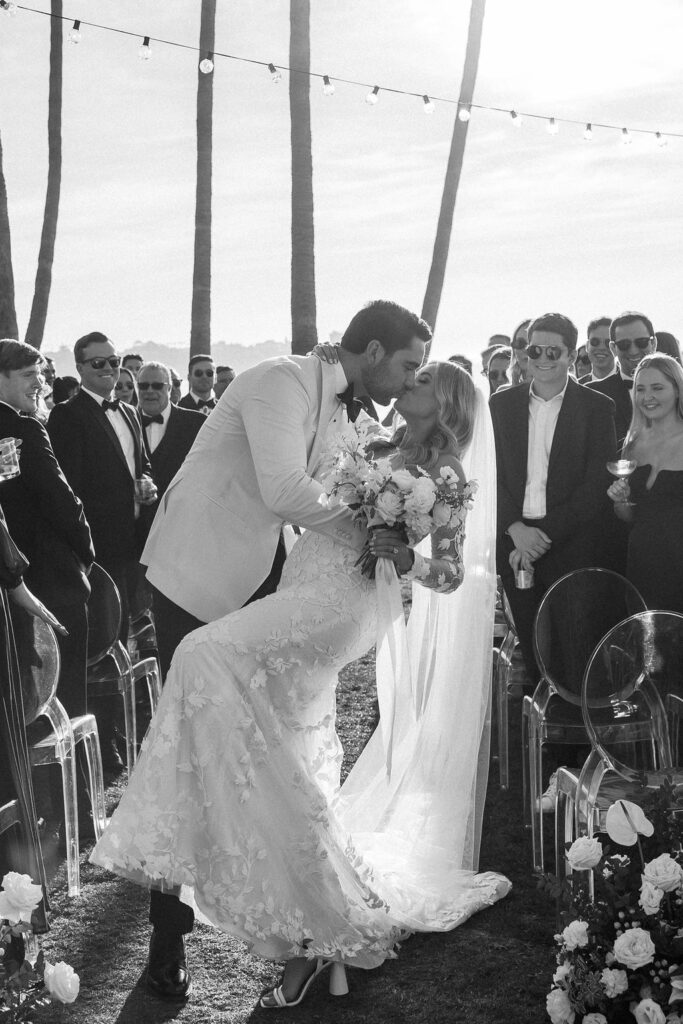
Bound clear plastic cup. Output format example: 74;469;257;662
0;438;20;480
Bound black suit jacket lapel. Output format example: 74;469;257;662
547;378;578;481
78;391;131;475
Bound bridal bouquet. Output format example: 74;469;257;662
0;872;79;1022
544;781;683;1024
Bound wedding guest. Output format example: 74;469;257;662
449;354;473;375
51;376;80;405
177;355;216;414
607;354;683;613
587;311;656;447
510;318;532;385
0;340;94;718
115;366;138;407
655;332;682;365
138;362;204;504
486;345;512;395
583;316;615;382
168;369;182;405
42;357;56;409
480;335;510;375
490;313;617;682
574;345;591;380
213;365;235;400
122;353;144;378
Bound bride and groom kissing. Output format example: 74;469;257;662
91;298;510;1009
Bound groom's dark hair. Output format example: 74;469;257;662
341;300;432;355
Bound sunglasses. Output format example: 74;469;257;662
191;369;214;377
614;336;653;353
81;356;121;369
527;344;565;361
588;336;610;348
138;381;167;391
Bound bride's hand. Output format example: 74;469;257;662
369;528;414;576
309;344;340;364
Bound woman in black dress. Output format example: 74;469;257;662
607;354;683;612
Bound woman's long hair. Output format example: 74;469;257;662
623;353;683;454
393;361;477;469
115;366;139;407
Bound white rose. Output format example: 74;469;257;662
561;920;590;951
640;878;665;916
583;1015;608;1024
606;800;654;847
643;854;683;893
390;468;416;492
601;967;629;997
406;476;436;513
613;927;656;970
43;960;80;1004
373;488;403;525
432;500;452;527
0;872;43;924
633;998;666;1024
553;962;572;986
546;986;575;1024
566;837;603;871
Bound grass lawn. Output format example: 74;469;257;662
36;650;557;1024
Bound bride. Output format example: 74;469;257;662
91;359;510;1008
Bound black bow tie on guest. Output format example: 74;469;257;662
337;384;361;424
101;399;120;412
141;414;164;427
197;400;213;411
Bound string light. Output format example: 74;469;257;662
268;63;282;83
547;117;559;135
621;127;632;145
138;36;151;61
365;85;380;105
457;104;471;122
322;75;335;96
583;123;593;141
0;1;18;15
199;52;214;74
422;94;434;114
68;19;81;43
656;131;668;148
510;110;522;127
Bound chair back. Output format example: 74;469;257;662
87;563;122;665
582;610;683;785
533;568;647;706
9;605;60;725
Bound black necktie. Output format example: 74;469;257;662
142;414;164;427
101;399;120;412
337;385;360;424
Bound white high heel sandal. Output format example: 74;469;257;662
259;959;348;1009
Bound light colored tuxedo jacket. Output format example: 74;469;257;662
142;355;361;622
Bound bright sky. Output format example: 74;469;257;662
2;0;682;365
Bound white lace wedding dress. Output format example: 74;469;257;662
91;414;510;969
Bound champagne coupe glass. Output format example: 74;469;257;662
607;459;637;507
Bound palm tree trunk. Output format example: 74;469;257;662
189;0;216;358
289;0;317;355
0;133;18;339
25;0;63;350
422;0;487;348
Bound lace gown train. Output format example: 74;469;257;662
92;493;509;967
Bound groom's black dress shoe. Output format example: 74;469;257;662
146;929;192;1000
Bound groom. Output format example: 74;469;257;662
142;298;430;1000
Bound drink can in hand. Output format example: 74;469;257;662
515;568;534;590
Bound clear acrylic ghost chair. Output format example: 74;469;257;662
522;568;647;871
86;564;161;771
12;603;107;898
494;589;518;790
554;611;683;885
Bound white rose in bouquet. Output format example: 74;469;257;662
639;878;665;916
583;1014;608;1024
561;920;589;950
566;836;603;871
613;927;656;970
601;967;628;997
0;871;43;924
43;960;80;1003
633;998;666;1024
389;468;416;491
643;854;683;893
373;488;403;524
405;476;436;514
546;987;575;1023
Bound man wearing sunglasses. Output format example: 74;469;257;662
490;312;617;684
586;311;657;446
581;316;615;384
177;354;216;414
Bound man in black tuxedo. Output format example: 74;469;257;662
586;311;656;447
0;340;94;717
48;332;156;645
580;316;615;384
490;312;617;682
177;354;216;414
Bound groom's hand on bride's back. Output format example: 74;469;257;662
310;344;340;364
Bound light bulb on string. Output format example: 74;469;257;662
199;52;214;74
457;104;471;122
621;127;632;146
510;110;522;127
322;75;335;96
268;63;282;83
365;85;380;105
68;20;81;43
138;36;152;61
583;123;593;141
0;1;18;15
422;95;434;114
656;132;668;148
547;117;559;136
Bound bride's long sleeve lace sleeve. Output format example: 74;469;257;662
403;481;476;594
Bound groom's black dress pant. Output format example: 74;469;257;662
148;534;287;936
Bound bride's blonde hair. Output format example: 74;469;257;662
393;361;477;469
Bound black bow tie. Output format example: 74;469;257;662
197;400;213;412
101;399;120;412
337;385;361;424
142;414;164;427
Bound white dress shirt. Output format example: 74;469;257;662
81;386;136;480
522;381;568;518
144;402;172;454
